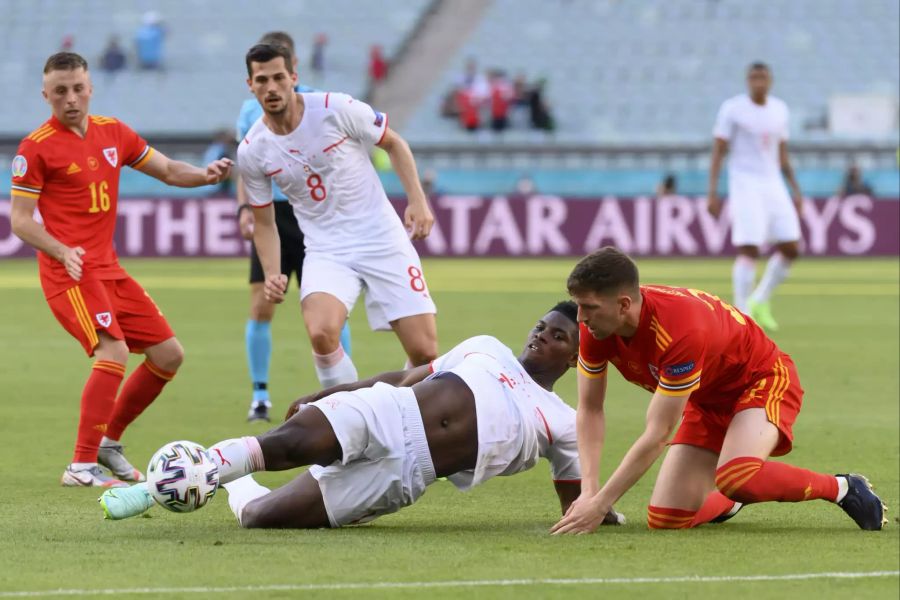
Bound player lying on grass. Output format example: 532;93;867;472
551;247;887;534
100;302;624;528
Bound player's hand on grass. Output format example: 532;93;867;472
404;203;434;240
264;273;288;303
550;495;609;535
205;158;234;185
60;246;85;281
706;191;722;217
238;208;255;240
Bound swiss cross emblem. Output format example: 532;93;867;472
102;147;118;167
96;312;112;328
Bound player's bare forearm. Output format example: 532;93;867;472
10;198;67;260
593;430;669;512
285;364;432;419
593;391;686;510
251;207;282;278
779;144;802;198
378;128;433;239
576;372;607;495
138;150;232;188
708;138;728;196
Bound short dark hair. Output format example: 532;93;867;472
245;43;293;77
549;300;578;326
567;247;640;297
44;52;88;74
748;61;770;73
258;31;295;56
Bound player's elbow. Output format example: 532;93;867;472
10;210;33;239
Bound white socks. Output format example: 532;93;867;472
223;475;271;526
749;252;792;305
835;476;849;503
207;436;266;484
313;346;358;388
732;255;756;312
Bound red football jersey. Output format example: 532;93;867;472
578;285;781;406
10;115;153;298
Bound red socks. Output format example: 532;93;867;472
648;457;838;529
73;361;125;462
106;360;175;441
716;457;838;503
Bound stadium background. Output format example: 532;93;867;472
1;1;898;598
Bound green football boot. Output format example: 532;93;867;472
99;483;155;520
748;299;779;332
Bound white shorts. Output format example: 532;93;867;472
307;383;436;527
728;172;801;247
299;241;437;331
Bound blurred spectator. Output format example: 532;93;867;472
515;175;536;196
528;78;555;131
369;45;388;83
440;87;460;119
510;72;531;128
203;129;236;195
100;36;127;75
456;86;480;132
135;11;165;70
838;165;874;197
60;35;75;51
310;33;327;76
489;70;514;133
456;57;489;104
656;173;678;196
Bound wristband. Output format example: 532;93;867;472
237;204;251;217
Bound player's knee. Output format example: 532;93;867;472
406;345;438;367
153;340;185;373
307;327;341;354
239;499;266;529
778;245;800;261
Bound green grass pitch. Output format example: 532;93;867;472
0;257;897;599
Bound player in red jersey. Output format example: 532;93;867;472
551;247;886;534
10;52;232;488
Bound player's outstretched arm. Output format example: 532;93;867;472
284;364;433;420
779;141;803;211
707;137;728;217
575;371;607;497
251;204;286;303
377;128;434;240
551;390;687;535
135;149;233;188
10;196;84;281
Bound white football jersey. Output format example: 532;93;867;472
237;92;408;254
429;335;580;491
713;94;789;179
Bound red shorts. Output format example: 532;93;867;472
46;277;175;356
670;354;803;457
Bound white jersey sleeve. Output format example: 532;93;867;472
712;98;734;141
236;135;273;207
545;419;580;482
330;93;388;148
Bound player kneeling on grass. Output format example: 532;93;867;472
550;247;887;535
100;302;624;528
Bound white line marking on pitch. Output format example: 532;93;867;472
1;570;897;597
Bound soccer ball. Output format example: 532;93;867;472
146;440;219;513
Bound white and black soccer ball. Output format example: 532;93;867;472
146;440;219;513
